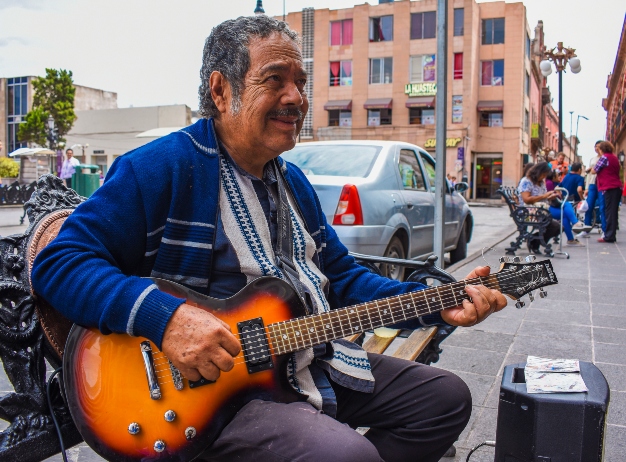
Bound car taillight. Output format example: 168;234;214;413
332;184;363;225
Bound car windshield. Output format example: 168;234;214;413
281;145;381;178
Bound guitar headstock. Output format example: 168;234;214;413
495;256;558;305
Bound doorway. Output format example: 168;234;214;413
474;155;503;199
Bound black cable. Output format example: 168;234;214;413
466;440;496;461
46;367;69;462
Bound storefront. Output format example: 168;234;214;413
474;154;503;199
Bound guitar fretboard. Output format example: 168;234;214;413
268;274;500;355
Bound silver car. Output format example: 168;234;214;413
281;140;473;280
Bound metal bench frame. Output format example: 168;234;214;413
0;174;456;461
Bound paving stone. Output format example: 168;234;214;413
457;406;499;452
595;343;626;365
510;335;593;361
606;391;626;427
517;319;592;342
594;303;626;317
593;314;626;329
594;327;626;345
447;370;498;407
433;345;507;377
591;288;626;305
465;315;521;335
596;363;626;392
443;329;515;353
527;306;591;325
604;424;626;462
528;299;591;313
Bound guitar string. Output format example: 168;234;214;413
147;268;547;372
149;272;540;371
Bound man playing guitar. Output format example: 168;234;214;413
32;16;507;462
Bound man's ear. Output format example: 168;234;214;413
210;71;230;115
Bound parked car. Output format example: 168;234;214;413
281;140;473;280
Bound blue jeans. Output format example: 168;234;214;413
584;184;606;231
550;201;578;241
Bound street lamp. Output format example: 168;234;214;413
618;151;625;166
575;115;588;157
46;116;58;150
540;42;581;154
254;0;265;15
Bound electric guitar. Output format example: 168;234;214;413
63;258;557;461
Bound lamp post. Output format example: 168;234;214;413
618;151;625;166
574;115;588;158
540;42;581;154
254;0;265;15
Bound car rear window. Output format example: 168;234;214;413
281;145;381;178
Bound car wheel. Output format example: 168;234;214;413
449;223;467;264
381;236;406;282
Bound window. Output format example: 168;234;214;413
524;71;530;97
419;153;437;192
526;33;531;59
7;77;29;153
524;109;529;133
330;61;352;86
330;19;353;46
370;16;393;42
479;112;503;127
368;109;392;126
410;12;436;40
409;108;435;125
454;8;464;36
369;57;393;84
481;59;504;86
482;18;505;45
453;53;463;79
409;55;436;82
399;150;426;190
328;110;352;127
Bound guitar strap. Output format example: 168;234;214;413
271;159;315;315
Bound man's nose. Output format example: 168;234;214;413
281;80;304;106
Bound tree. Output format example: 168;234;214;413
17;69;77;150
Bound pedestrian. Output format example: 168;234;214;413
545;171;556;192
559;162;585;202
594;141;622;243
580;141;606;238
553;152;569;182
60;148;80;189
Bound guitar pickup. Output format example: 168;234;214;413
238;317;273;374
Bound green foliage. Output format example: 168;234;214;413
17;68;77;150
17;107;49;148
0;157;19;178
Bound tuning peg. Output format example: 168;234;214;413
513;256;522;263
515;300;526;309
539;288;547;298
499;256;507;263
525;255;536;262
528;292;535;302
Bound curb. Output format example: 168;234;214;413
446;227;518;275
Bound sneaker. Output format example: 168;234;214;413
576;231;590;238
566;239;584;246
598;237;615;243
573;222;585;229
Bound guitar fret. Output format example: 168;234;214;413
268;324;282;355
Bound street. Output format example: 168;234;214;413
0;204;623;461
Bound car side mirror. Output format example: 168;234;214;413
454;182;469;193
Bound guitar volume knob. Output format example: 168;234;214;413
164;410;176;422
128;423;140;435
154;440;166;453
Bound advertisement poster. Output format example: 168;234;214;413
368;111;381;126
423;55;436;82
452;95;463;124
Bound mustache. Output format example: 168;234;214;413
267;107;304;121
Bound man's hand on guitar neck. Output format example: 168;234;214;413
440;266;508;327
161;303;241;382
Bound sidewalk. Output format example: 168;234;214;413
438;212;626;461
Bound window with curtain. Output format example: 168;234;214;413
369;16;393;42
481;59;504;86
410;12;436;39
409;107;435;125
410;55;436;83
453;53;463;79
453;8;464;36
482;18;505;44
328;110;352;127
330;61;352;86
369;57;393;84
479;112;503;127
368;109;392;126
330;19;353;46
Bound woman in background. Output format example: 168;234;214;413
593;141;622;243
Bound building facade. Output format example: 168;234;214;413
604;14;626;160
281;0;561;200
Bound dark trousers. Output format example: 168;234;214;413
199;354;472;462
64;178;72;189
602;188;621;242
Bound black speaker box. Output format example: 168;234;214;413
495;362;610;462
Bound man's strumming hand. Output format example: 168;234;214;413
441;266;508;327
161;303;241;382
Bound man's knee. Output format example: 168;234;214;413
438;369;472;427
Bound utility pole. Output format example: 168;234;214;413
433;0;448;270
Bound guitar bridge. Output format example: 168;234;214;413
238;317;273;374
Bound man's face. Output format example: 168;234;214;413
558;155;565;163
220;33;308;161
66;150;73;159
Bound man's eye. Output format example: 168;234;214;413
268;75;280;82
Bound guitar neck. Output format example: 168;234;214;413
268;274;500;355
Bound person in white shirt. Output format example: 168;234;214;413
60;148;80;188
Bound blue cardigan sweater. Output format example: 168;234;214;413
31;119;444;349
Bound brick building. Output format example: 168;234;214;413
604;14;626;160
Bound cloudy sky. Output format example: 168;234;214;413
1;0;624;161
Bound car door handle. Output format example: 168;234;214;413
406;202;414;209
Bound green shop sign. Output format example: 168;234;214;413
404;82;437;97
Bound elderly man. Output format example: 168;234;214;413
32;16;507;462
60;148;80;188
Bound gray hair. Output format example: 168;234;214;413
198;15;300;118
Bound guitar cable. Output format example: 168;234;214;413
466;440;496;461
47;367;69;462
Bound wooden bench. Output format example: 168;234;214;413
0;174;456;461
497;186;556;257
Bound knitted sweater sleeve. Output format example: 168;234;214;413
31;156;185;349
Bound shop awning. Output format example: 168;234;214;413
405;96;436;108
363;98;393;109
477;100;504;112
324;100;352;111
